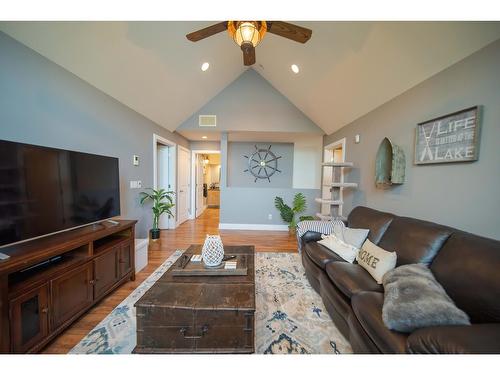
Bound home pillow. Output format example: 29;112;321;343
333;226;369;249
382;264;470;333
318;234;359;263
356;239;397;284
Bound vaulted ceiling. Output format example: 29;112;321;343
1;21;499;136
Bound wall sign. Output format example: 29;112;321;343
414;106;481;165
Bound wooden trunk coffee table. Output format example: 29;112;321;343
133;245;255;354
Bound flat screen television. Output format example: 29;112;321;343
0;139;120;248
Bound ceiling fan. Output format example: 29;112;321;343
186;21;312;66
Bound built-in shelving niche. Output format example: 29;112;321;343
92;228;132;256
8;244;90;296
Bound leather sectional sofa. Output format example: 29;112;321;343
301;206;500;353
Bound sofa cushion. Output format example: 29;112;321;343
351;291;408;353
347;206;394;245
378;216;452;266
407;324;500;354
356;239;397;284
431;231;500;324
303;241;345;270
333;226;370;249
326;262;383;299
318;234;359;263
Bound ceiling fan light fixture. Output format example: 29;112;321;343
228;21;267;47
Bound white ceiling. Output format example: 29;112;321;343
1;21;499;135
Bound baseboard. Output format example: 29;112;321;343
218;223;289;231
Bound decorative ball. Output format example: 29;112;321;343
201;234;224;267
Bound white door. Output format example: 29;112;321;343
157;145;171;229
177;147;190;225
195;155;205;217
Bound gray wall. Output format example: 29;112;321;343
177;69;325;135
324;39;500;240
190;140;221;151
220;135;319;226
227;142;293;188
0;32;189;238
177;69;323;227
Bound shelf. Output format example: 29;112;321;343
315;198;343;205
322;162;353;167
322;182;358;188
8;246;89;295
93;236;129;255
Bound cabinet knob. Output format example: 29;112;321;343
89;279;96;285
41;307;49;314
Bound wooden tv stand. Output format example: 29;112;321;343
0;219;137;353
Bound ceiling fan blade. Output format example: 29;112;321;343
241;43;256;66
266;21;312;43
186;22;228;42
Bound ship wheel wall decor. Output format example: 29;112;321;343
243;145;282;183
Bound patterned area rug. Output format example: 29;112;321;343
70;251;352;354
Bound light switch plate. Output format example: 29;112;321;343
355;134;361;144
137;180;142;188
133;155;140;166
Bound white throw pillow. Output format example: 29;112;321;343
333;226;370;249
356;239;397;284
318;234;359;263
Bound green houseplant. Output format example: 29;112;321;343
274;193;314;233
139;188;175;239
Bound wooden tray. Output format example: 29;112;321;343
171;254;248;276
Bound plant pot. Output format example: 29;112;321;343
150;228;161;240
288;226;297;235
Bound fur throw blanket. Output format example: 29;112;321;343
382;264;470;333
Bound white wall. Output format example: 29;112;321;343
293;136;323;189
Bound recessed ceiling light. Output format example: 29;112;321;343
202;136;208;139
291;64;300;74
201;62;210;71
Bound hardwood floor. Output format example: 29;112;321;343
42;208;297;353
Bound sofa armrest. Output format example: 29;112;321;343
301;231;323;244
407;324;500;354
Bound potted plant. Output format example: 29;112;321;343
139;188;175;240
274;193;314;233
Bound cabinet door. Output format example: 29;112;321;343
9;284;49;353
119;241;133;278
94;247;119;300
51;262;93;330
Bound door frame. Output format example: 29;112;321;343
152;134;177;229
177;145;191;226
190;150;220;220
323;138;346;217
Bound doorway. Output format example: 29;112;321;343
190;150;221;220
177;146;191;225
153;134;176;229
322;138;346;218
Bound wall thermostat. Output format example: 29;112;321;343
133;155;140;166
